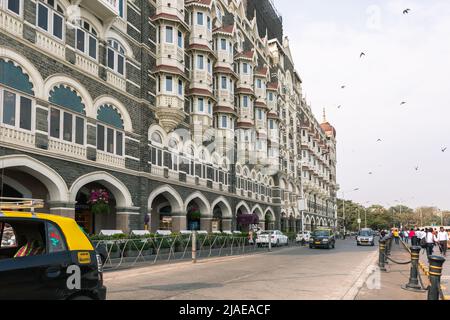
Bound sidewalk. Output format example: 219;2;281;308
418;245;449;300
355;241;427;300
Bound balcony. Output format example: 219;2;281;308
155;94;185;132
0;9;23;37
48;138;87;160
36;31;65;59
0;126;34;148
97;150;125;168
80;0;120;22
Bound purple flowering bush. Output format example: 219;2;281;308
88;189;110;214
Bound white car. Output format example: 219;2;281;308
296;231;311;243
256;230;289;247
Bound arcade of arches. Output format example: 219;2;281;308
0;156;336;234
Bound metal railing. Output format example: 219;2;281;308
92;234;296;271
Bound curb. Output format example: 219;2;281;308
341;250;379;300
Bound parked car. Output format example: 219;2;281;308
296;231;311;244
356;228;375;246
256;230;289;247
309;228;336;249
0;210;106;300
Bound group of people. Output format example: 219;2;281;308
391;227;449;256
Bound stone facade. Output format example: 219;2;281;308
0;0;338;234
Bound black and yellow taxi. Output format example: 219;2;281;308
309;228;336;249
0;200;106;300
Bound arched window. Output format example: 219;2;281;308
150;131;163;167
0;59;34;132
75;19;98;60
107;39;126;76
49;85;85;145
36;0;64;40
96;104;125;156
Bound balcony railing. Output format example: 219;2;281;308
97;150;125;168
48;138;87;160
0;126;35;148
36;31;65;59
0;9;23;37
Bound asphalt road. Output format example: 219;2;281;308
104;238;378;300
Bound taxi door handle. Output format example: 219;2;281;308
46;266;61;278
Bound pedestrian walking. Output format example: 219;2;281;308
409;228;416;246
403;230;409;244
380;229;386;238
393;229;400;245
425;228;438;257
437;227;448;256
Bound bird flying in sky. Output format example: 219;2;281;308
360;52;366;58
400;101;407;106
442;147;447;153
403;9;411;14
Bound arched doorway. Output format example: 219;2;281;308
236;203;257;232
252;205;264;231
265;213;273;230
75;183;117;234
280;213;289;232
212;206;223;232
148;185;183;232
0;155;69;213
70;172;134;234
211;197;232;232
0;169;49;211
184;193;210;231
264;208;275;231
311;217;316;231
186;200;201;231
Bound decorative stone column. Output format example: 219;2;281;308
48;201;76;219
171;213;187;232
200;216;213;233
222;218;232;232
116;207;141;233
259;221;265;230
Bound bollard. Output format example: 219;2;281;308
403;246;423;291
379;239;387;271
427;255;446;300
268;234;272;252
192;231;197;264
384;237;390;264
386;236;392;257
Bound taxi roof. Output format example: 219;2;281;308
0;211;94;251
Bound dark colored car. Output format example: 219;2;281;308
309;228;336;249
0;211;106;300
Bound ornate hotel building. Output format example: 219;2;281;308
0;0;338;234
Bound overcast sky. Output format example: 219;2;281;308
274;0;450;209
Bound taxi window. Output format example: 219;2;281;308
1;223;17;249
47;222;67;253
